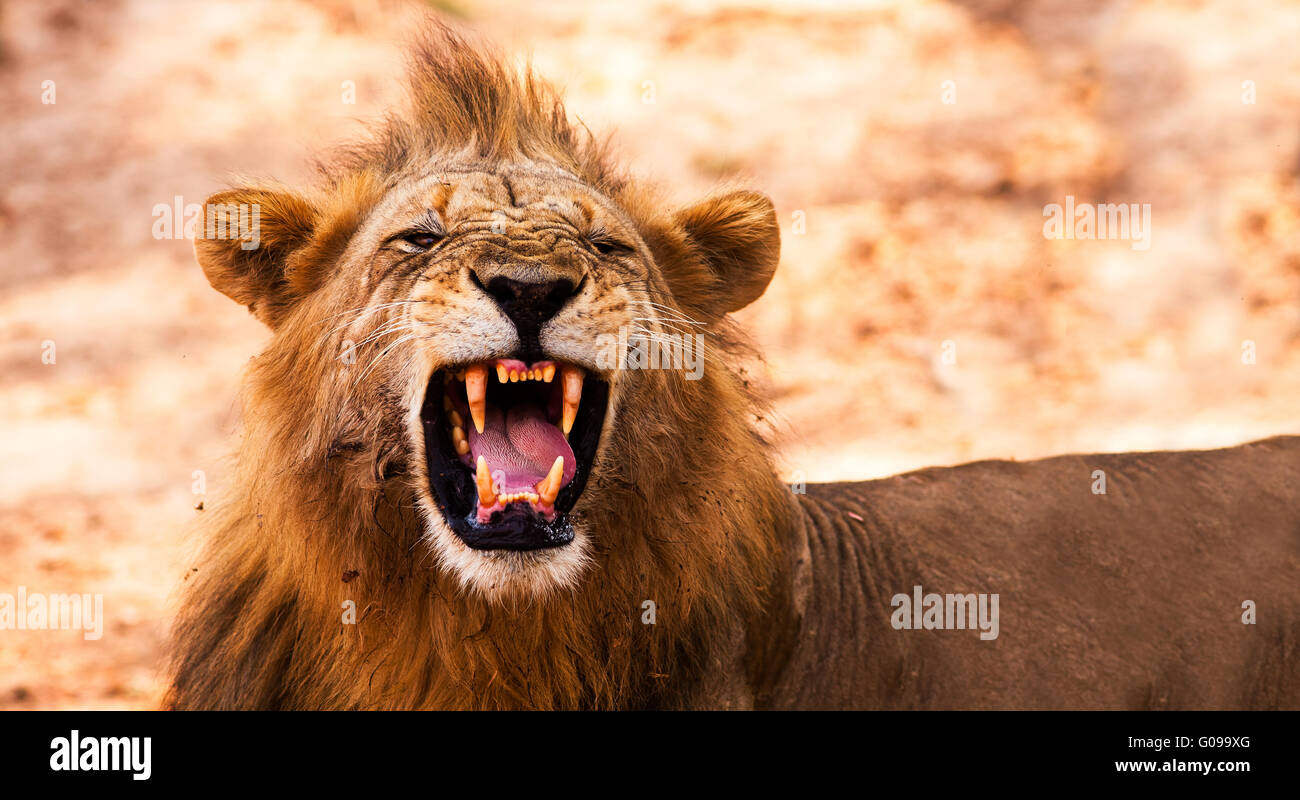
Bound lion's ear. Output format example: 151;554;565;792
652;190;780;323
194;186;319;329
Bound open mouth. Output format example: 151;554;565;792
420;358;609;551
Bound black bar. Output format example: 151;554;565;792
2;711;1287;786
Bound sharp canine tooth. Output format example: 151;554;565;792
537;455;564;505
542;364;556;383
465;364;488;433
475;456;496;507
561;366;584;435
496;364;509;383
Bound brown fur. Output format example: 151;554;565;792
171;26;1300;710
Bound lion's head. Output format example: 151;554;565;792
192;28;783;606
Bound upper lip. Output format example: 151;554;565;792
420;356;611;551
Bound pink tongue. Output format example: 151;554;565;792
465;403;576;493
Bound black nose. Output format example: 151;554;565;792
477;275;578;359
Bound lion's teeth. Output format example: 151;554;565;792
536;455;564;505
496;364;509;383
499;491;537;504
509;369;519;383
447;409;463;429
542;364;556;383
475;456;496;507
452;424;470;455
561;365;584;435
464;364;488;434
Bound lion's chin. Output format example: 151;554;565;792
419;509;595;600
417;358;611;556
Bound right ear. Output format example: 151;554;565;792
642;189;781;325
194;186;319;329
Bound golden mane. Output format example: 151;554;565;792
331;25;622;191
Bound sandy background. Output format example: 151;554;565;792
1;0;1298;709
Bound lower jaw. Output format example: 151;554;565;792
449;504;576;551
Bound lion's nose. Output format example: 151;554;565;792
476;274;579;356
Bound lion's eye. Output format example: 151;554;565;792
401;232;444;250
590;238;633;256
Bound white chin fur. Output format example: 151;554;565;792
414;491;592;601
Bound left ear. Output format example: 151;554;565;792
649;190;781;323
194;185;321;329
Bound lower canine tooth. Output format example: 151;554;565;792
475;456;496;506
464;364;488;434
537;455;564;505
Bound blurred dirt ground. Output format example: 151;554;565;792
1;0;1298;709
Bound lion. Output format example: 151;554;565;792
169;26;1300;710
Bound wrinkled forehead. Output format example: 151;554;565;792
377;165;626;231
